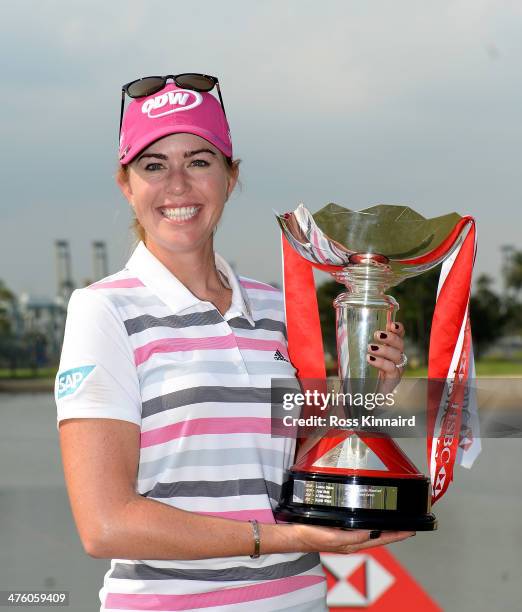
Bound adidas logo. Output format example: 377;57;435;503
274;349;289;362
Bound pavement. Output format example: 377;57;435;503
0;393;521;612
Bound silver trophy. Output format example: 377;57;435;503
274;203;470;530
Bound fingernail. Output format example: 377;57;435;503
379;332;388;339
394;323;400;330
370;345;379;351
369;355;376;362
370;530;382;539
409;533;416;537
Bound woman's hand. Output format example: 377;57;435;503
367;321;406;377
366;321;406;395
287;523;415;555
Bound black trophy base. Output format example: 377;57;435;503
274;470;437;531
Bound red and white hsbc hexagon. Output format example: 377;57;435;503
321;548;441;611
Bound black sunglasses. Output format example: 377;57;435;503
119;73;226;136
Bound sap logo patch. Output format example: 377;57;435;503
57;366;96;399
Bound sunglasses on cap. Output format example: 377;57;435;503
119;73;226;136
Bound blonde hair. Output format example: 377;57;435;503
117;156;240;245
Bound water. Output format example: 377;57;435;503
0;393;521;611
0;393;107;611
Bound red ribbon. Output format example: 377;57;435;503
427;220;476;502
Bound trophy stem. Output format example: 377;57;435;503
333;256;398;388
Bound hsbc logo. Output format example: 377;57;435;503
322;553;395;606
434;464;446;494
321;549;440;610
141;89;203;119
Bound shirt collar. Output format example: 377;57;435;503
214;252;255;326
126;242;255;326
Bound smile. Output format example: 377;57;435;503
160;206;200;221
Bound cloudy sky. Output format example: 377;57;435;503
1;0;521;298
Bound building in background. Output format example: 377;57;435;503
0;241;108;369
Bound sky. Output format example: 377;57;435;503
1;0;521;299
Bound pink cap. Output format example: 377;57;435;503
119;83;232;164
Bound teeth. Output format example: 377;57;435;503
161;206;199;221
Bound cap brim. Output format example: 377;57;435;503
120;124;232;164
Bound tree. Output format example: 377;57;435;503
0;280;15;335
502;245;522;297
469;274;507;358
0;281;25;374
503;296;522;335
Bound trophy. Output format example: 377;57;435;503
273;203;474;530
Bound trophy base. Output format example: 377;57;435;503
274;470;437;531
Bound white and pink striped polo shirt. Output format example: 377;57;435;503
55;241;327;612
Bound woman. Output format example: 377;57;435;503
56;74;413;612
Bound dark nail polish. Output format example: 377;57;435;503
379;332;388;339
370;530;381;539
394;323;400;330
370;345;379;351
369;355;376;361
